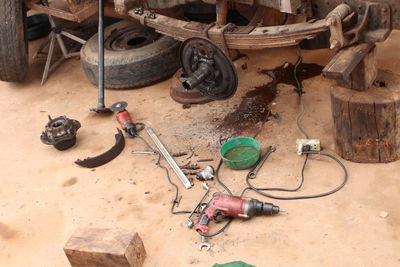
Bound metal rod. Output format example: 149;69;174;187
187;183;209;228
98;0;105;109
145;127;192;189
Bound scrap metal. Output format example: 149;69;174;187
75;128;125;168
40;115;81;151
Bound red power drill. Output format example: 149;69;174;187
194;193;281;234
110;101;144;137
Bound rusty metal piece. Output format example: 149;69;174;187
40;115;81;151
171;152;188;157
75;129;125;168
181;163;201;170
180;37;238;100
195;166;215;181
170;68;213;104
197;158;214;162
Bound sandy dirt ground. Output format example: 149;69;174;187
0;27;399;267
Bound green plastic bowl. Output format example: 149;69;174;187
220;137;261;170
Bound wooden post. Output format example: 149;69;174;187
216;0;228;26
331;70;400;163
64;228;146;267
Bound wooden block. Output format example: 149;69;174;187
331;69;400;163
64;228;146;267
324;43;377;91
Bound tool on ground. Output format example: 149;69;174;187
180;37;238;100
181;163;200;170
75;128;125;168
110;101;145;137
34;1;86;85
198;158;214;163
196;166;215;181
145;127;192;189
171;152;188;157
247;146;276;179
199;235;211;251
187;183;210;228
194;193;280;235
40;115;81;151
90;0;112;114
132;151;156;155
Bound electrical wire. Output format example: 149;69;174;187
294;56;310;139
244;151;348;200
136;135;191;214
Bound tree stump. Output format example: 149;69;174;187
331;70;400;163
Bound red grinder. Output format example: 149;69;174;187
110;101;144;137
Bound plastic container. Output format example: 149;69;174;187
220;137;261;170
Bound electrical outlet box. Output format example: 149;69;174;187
296;139;321;155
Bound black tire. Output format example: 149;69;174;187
0;0;28;82
27;14;51;41
81;20;181;89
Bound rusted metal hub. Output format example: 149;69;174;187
180;37;238;100
105;25;160;51
40;115;81;151
170;68;212;104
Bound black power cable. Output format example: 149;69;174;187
243;151;348;200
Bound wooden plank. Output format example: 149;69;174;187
26;2;97;22
323;43;374;80
64;228;146;267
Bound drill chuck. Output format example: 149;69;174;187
246;198;280;218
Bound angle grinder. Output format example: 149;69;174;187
110;101;144;137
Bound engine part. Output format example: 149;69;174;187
40;115;81;151
145;127;192;189
187;182;210;228
247;146;276;179
110;101;145;137
75;128;125;168
180;37;238;100
170;69;212;104
196;166;215;181
195;193;280;235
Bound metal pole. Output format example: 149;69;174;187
145;127;192;189
98;0;105;109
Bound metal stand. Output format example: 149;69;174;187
35;15;86;85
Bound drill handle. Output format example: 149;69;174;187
194;213;211;234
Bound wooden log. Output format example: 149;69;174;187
64;228;146;267
331;70;400;163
